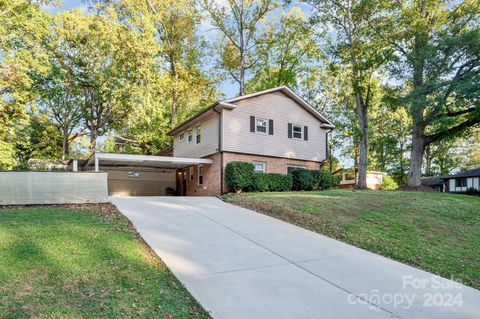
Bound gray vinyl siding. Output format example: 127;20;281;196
173;113;219;158
223;92;327;162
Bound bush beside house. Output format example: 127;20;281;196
379;175;398;190
225;161;337;193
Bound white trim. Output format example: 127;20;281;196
255;117;268;134
179;131;185;141
94;153;213;165
195;125;202;144
187;128;193;143
253;161;266;173
197;164;204;185
291;124;303;140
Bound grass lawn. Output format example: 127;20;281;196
224;190;480;290
0;204;209;319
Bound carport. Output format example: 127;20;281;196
75;153;212;196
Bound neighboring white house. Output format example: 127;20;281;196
443;168;480;193
421;168;480;193
334;168;386;190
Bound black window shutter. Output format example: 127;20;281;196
288;123;292;138
269;119;274;135
250;116;255;132
304;126;308;141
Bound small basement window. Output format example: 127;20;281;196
253;162;266;173
197;164;204;185
256;117;267;133
292;125;303;139
196;126;202;144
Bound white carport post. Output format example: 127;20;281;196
95;156;99;172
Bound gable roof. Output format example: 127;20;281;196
168;86;334;136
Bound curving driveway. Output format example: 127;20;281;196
111;196;480;319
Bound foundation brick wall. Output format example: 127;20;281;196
184;151;322;196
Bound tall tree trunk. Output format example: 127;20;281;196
408;33;427;186
61;126;69;160
170;57;179;127
409;131;425;186
424;144;432;175
356;96;368;189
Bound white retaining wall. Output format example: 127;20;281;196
0;171;109;205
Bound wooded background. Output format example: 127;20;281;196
1;0;479;187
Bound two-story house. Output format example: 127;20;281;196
168;86;334;196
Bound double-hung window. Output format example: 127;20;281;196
253;162;266;173
187;129;193;143
292;125;303;139
197;164;204;185
256;117;268;133
196;126;202;144
179;131;185;141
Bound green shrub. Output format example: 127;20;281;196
225;161;255;192
266;173;293;191
252;173;293;192
253;173;270;192
312;170;339;190
291;168;316;191
465;188;480;196
379;175;398;190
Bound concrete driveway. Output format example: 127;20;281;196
111;196;480;319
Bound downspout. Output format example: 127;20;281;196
213;106;224;195
326;128;333;172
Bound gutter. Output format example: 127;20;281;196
213;106;224;195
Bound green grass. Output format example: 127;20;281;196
224;190;480;290
0;204;209;319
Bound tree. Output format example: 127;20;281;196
52;10;142;152
246;7;321;92
0;0;52;167
307;0;390;188
36;50;84;160
201;0;279;95
96;0;218;154
380;0;480;186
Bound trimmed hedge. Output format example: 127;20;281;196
225;161;255;192
253;173;293;192
225;161;337;193
291;168;339;191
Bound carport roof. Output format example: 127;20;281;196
85;152;212;170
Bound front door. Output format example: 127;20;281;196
182;170;187;196
176;169;188;196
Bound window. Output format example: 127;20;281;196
253;162;266;173
292;124;303;139
179;131;185;141
197;165;204;185
196;126;202;144
189;166;194;181
286;165;306;174
256;117;268;133
455;178;467;188
187;129;193;143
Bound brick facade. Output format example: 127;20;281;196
180;151;322;196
